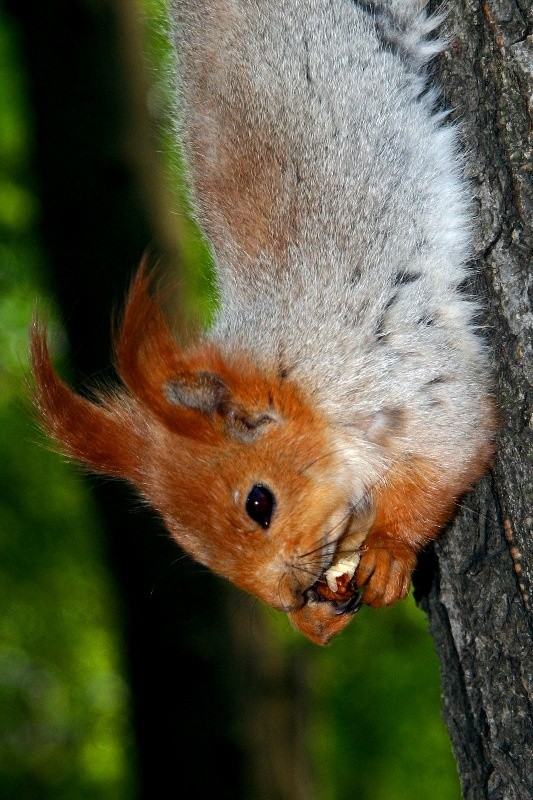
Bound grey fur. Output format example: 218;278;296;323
170;0;492;499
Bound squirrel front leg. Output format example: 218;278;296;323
356;454;486;607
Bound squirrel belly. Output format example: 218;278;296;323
31;0;496;645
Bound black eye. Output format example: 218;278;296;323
245;484;276;529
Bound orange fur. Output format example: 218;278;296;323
30;321;144;482
288;602;356;646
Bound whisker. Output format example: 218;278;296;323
276;571;294;610
299;541;339;560
454;500;481;519
298;551;336;565
299;509;353;560
324;545;362;561
149;553;196;597
293;565;323;581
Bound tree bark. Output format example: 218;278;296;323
416;2;533;798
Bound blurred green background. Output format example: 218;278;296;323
0;0;460;798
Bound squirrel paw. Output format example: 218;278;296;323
356;542;416;608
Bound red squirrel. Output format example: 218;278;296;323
30;0;495;645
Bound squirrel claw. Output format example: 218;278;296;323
356;544;416;608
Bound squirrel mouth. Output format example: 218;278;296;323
307;560;362;614
303;512;368;613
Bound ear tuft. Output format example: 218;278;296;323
114;261;184;401
29;319;144;481
165;372;228;413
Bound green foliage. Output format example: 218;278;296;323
308;600;460;800
0;409;134;799
0;8;135;798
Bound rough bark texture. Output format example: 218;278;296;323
416;2;533;798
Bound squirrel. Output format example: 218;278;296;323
30;0;496;645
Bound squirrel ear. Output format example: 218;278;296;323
113;263;217;442
114;262;185;409
114;262;279;443
165;372;228;413
165;372;278;442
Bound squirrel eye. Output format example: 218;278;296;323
245;484;275;529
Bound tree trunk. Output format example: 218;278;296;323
416;2;533;798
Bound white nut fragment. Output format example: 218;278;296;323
325;552;361;593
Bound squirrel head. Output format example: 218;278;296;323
30;267;371;643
